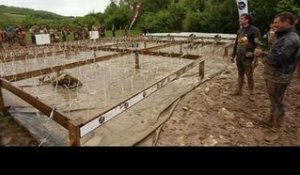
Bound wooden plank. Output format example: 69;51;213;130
0;43;120;63
141;51;200;60
224;46;228;57
78;41;233;138
94;47;131;53
199;61;205;79
3;52;130;82
75;42;121;50
0;44;72;62
0;78;71;129
68;120;81;146
135;52;140;69
96;42;176;53
140;43;178;52
79;57;205;137
3;43;176;82
1;51;65;63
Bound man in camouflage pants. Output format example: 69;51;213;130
255;12;300;128
231;13;261;99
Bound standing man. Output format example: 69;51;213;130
231;13;261;98
30;24;39;45
16;26;26;46
61;27;69;42
124;25;129;37
255;12;300;128
83;25;89;40
295;17;300;78
112;24;116;37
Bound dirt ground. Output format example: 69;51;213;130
1;61;300;146
0;112;37;146
157;62;300;146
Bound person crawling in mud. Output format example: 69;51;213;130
51;72;82;89
39;72;82;89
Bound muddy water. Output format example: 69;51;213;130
1;41;230;146
8;54;192;123
2;42;228;124
1;51;117;76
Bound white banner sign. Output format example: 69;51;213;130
236;0;248;17
89;31;99;40
35;34;51;45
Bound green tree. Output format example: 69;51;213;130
275;0;300;16
168;3;186;31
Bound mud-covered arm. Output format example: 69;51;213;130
251;26;263;50
232;35;238;58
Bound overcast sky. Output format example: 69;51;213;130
0;0;111;17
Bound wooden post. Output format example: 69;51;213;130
180;43;183;55
135;51;140;69
64;50;67;58
144;41;147;49
69;121;81;146
0;82;4;113
199;61;205;79
93;49;97;59
224;47;228;57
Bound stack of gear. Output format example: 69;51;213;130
214;34;222;43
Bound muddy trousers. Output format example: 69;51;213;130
236;72;254;95
235;71;254;95
265;79;289;127
235;57;254;95
297;63;300;78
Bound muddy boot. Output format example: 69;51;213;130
264;116;282;141
273;115;283;129
262;115;274;127
264;131;280;142
231;76;244;96
248;83;255;101
248;83;254;95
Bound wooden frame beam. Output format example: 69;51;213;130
77;41;233;138
79;57;205;137
0;39;232;146
0;43;121;63
2;43;176;82
68;120;81;146
0;78;71;129
3;52;130;82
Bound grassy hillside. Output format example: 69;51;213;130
0;5;64;19
0;5;142;36
0;5;74;30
